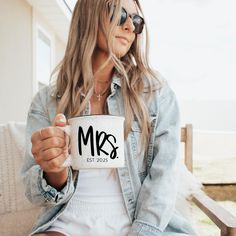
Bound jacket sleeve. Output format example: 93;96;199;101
129;82;181;235
21;87;75;207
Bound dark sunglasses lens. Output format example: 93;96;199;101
119;8;127;25
109;6;144;34
132;15;144;34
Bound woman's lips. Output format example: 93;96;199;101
115;36;129;45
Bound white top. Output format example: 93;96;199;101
75;168;124;203
47;169;131;235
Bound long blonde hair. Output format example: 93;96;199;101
51;0;162;151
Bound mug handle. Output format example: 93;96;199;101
57;125;72;168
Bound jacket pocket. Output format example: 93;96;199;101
130;121;147;175
130;121;142;157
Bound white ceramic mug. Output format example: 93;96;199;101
60;115;125;169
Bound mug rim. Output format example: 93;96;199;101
68;114;125;122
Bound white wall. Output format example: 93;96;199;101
33;8;66;64
0;0;66;123
0;0;32;123
54;36;66;68
33;9;66;91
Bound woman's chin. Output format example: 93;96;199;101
114;49;129;58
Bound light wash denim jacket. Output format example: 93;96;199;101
21;73;196;236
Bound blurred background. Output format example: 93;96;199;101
0;0;235;235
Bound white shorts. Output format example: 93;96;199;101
47;198;131;236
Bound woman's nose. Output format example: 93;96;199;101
122;16;135;33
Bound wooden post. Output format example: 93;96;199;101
184;124;193;172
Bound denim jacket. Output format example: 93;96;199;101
21;73;196;236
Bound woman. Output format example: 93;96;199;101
22;0;197;235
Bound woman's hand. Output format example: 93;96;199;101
31;113;70;189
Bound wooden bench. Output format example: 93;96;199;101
181;124;236;236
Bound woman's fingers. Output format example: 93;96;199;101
41;136;66;151
31;130;42;143
31;113;69;173
36;148;64;162
40;152;69;173
40;127;65;140
31;128;65;159
31;125;65;146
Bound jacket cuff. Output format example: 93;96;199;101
128;220;163;236
38;167;73;204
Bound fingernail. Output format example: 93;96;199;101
58;118;66;123
57;114;66;123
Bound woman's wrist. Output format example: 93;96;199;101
43;168;69;191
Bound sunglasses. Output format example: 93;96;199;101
110;6;145;34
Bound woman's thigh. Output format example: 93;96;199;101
34;232;65;236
